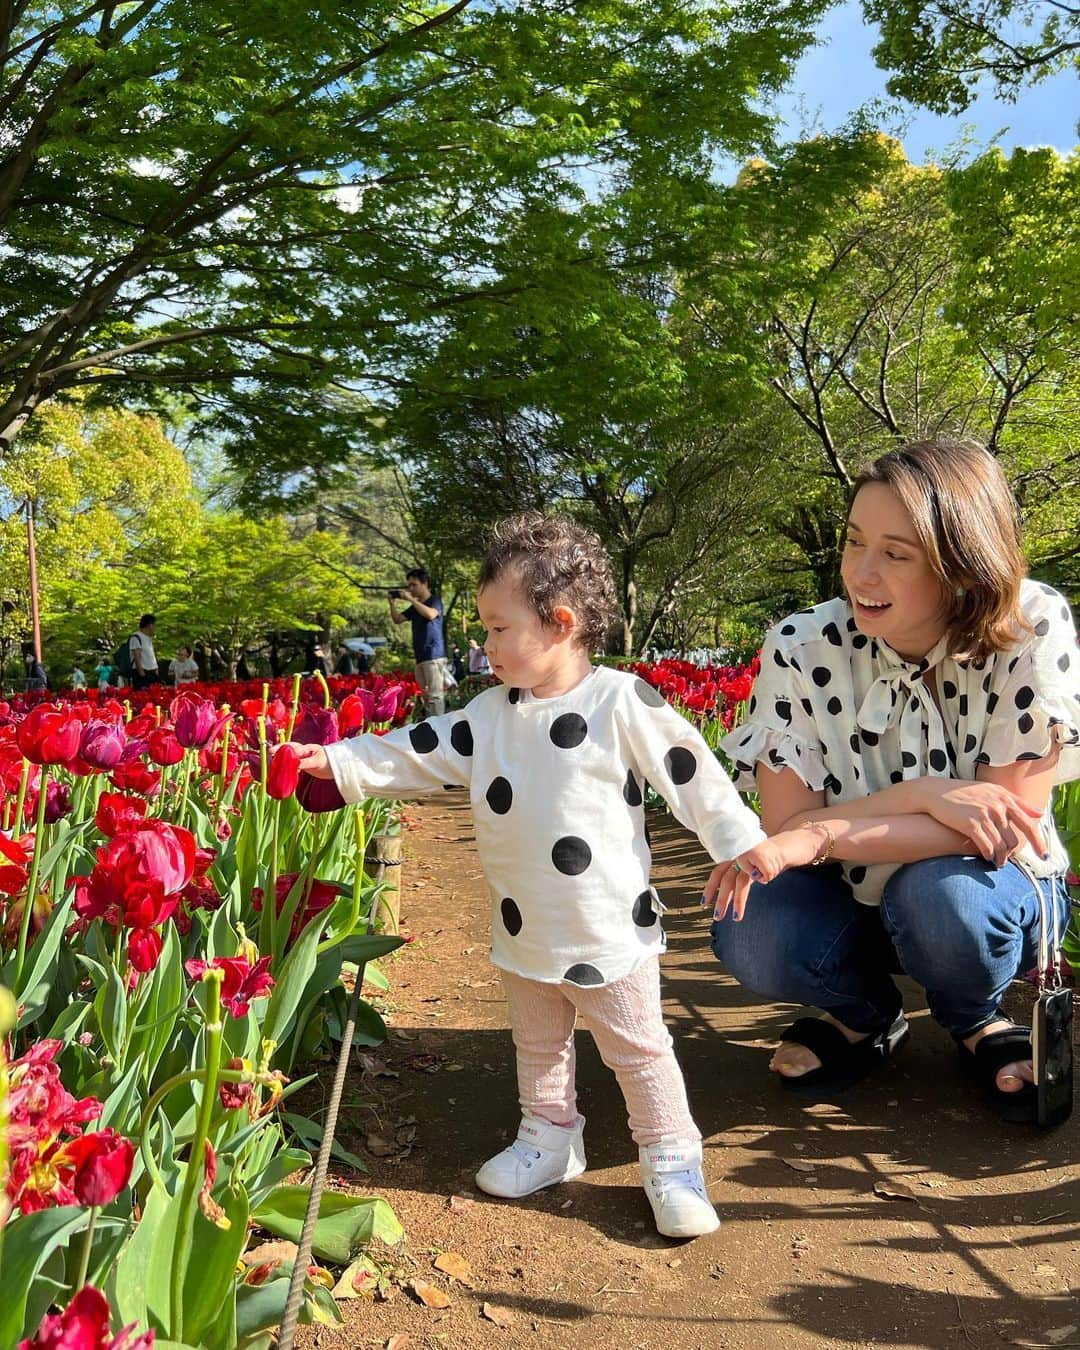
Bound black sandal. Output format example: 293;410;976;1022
775;1013;910;1097
957;1025;1038;1124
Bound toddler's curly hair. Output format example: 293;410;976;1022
478;512;620;652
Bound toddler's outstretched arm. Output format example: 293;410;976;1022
703;824;830;922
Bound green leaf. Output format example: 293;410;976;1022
260;916;322;1049
252;1185;403;1263
113;1181;182;1333
9;889;76;1024
282;1114;367;1174
93;959;129;1067
182;1183;249;1350
0;1206;89;1345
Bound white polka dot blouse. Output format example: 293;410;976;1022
720;579;1080;905
326;666;766;986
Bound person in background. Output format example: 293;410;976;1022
388;567;448;717
71;665;87;690
169;645;199;686
94;657;112;692
335;644;357;676
129;614;159;690
24;649;48;692
451;644;465;682
468;636;492;677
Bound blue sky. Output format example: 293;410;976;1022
773;0;1078;163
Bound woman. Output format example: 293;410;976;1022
708;439;1078;1125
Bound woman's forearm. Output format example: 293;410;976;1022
781;776;946;830
804;813;972;865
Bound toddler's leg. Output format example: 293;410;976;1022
569;956;698;1145
475;972;586;1199
500;970;578;1124
570;958;718;1239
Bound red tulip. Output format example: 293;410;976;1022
266;744;300;799
251;873;340;943
147;727;184;767
79;720;126;770
338;690;374;736
68;1128;134;1206
127;927;162;972
18;1285;153;1350
95;793;148;837
109;759;161;797
0;832;34;894
16;705;83;765
185;954;275;1017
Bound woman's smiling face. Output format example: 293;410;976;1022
841;483;950;660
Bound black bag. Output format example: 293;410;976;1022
112;636;135;677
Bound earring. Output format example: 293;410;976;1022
954;584;964;598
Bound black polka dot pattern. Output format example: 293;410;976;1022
634;678;665;707
632;891;657;927
508;687;521;704
550;713;587;748
450;720;474;756
486;776;513;814
500;897;522;936
409;723;439;754
720;589;1080;902
563;963;604;987
552;836;591;875
623;769;642;807
665;746;697;784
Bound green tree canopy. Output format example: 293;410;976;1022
0;0;829;474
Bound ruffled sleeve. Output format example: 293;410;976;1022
977;584;1080;784
718;628;828;793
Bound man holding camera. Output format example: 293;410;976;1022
388;568;449;717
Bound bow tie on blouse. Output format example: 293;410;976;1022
854;635;953;774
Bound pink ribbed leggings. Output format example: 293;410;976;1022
500;957;700;1146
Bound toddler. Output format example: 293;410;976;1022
293;514;816;1238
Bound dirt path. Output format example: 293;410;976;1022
299;795;1078;1350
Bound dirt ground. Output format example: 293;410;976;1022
296;794;1078;1350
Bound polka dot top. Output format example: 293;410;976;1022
326;666;765;986
720;578;1080;905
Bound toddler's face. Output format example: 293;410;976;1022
477;576;577;691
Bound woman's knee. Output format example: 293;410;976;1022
709;869;840;997
881;855;1017;977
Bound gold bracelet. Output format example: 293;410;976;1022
800;820;836;866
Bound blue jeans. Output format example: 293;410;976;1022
710;857;1070;1039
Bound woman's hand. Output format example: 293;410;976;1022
287;743;333;779
920;780;1045;866
704;827;827;922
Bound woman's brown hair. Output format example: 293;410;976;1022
478;512;619;652
852;439;1029;663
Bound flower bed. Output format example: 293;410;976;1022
0;672;418;1348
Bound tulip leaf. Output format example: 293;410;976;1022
240;1146;312;1213
8;889;76;1022
182;1183;248;1350
283;1113;367;1174
260;917;322;1049
252;1185;403;1262
0;1205;90;1345
336;933;403;964
113;1179;183;1333
99;1058;143;1132
93;958;129;1067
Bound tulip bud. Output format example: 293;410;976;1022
70;1128;134;1206
266;744;300;799
78;720;126;771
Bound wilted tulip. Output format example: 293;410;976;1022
18;1285;152;1350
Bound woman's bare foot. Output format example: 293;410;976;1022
769;1014;869;1078
963;1019;1032;1093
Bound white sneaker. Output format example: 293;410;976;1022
639;1138;720;1238
475;1114;586;1198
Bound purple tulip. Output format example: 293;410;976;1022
293;706;344;814
79;720;126;770
44;779;72;824
171;692;227;749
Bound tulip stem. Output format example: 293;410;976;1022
12;759;30;835
75;1204;98;1289
170;968;224;1343
11;764;50;996
285;673;302;741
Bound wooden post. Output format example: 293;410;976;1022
365;832;402;933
